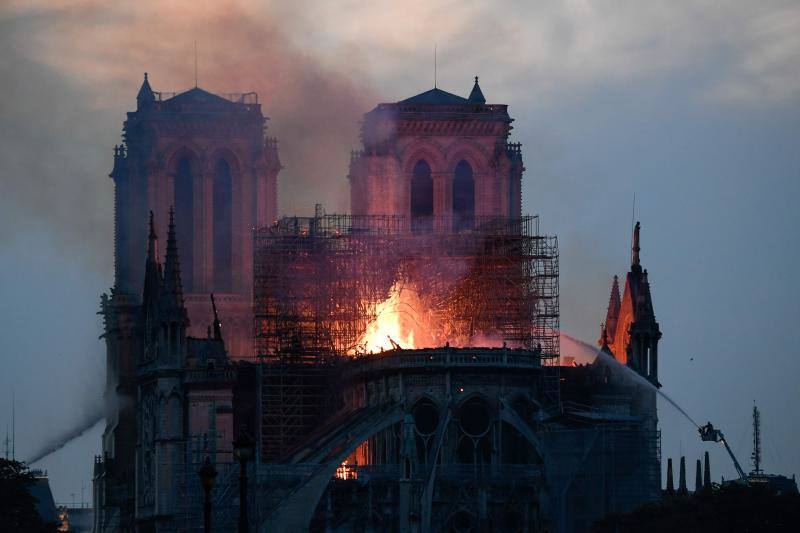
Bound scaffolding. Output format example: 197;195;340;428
253;214;560;458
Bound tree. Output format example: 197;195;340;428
0;458;58;533
592;483;800;533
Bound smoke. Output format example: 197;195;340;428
2;1;377;223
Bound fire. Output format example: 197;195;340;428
353;281;441;354
351;281;509;354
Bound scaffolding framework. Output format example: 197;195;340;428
253;214;560;458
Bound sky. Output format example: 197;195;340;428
1;0;799;502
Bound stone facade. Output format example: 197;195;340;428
349;79;523;224
95;76;662;533
109;75;280;359
95;211;236;533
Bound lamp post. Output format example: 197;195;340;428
233;426;255;533
198;456;217;533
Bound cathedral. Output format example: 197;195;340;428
94;74;662;532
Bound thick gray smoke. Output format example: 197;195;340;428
0;3;378;494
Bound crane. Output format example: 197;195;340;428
698;422;747;482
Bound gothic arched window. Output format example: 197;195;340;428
174;157;194;291
453;160;475;231
410;159;433;232
213;159;233;292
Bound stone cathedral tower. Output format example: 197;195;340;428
109;74;281;358
348;77;523;226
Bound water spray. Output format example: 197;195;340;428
27;414;104;464
561;332;701;429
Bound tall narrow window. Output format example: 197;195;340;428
453;160;475;231
213;159;233;292
174;157;194;291
410;160;433;233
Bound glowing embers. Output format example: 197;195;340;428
335;460;358;480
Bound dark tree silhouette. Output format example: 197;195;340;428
593;483;800;533
0;459;57;532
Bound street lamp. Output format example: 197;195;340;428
198;456;217;533
233;426;255;533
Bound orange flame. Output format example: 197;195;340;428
354;281;438;353
352;281;508;354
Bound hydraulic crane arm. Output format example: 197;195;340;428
699;422;747;482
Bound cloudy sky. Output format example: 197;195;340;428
1;0;798;501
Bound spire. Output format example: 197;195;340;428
142;211;161;307
210;293;222;341
666;458;675;495
161;206;185;314
678;456;688;495
602;275;621;344
600;323;609;347
598;323;614;358
137;72;155;110
631;221;641;268
751;401;762;475
467;76;486;104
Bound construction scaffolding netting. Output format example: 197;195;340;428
253;214;560;458
253;214;558;361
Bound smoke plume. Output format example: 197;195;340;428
1;0;378;260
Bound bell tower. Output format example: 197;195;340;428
110;73;281;358
349;77;523;228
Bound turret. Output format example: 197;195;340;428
142;212;161;322
666;457;675;495
695;458;703;492
136;73;155;110
678;456;688;495
467;76;486;104
600;276;621;346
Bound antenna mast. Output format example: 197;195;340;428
194;40;198;88
751;401;762;474
11;390;15;461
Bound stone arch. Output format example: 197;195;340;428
165;145;203;177
411;395;441;436
208;148;240;293
166;390;182;439
498;398;546;460
445;145;487;176
206;147;242;175
261;404;404;532
452;159;475;230
167;146;201;291
410;159;433;230
401;141;446;175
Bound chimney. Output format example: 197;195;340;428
695;459;703;493
678;456;688;495
666;458;675;495
703;451;711;488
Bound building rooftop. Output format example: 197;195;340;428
399;87;469;105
